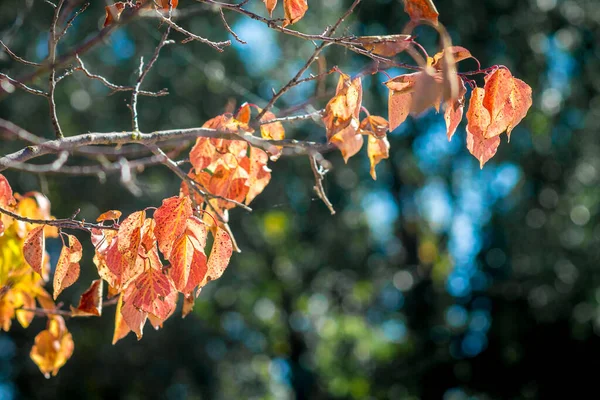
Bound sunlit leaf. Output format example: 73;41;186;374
283;0;308;26
70;279;103;317
154;195;194;260
466;87;500;168
30;316;74;378
353;35;413;57
367;136;390;180
53;234;82;299
202;227;233;286
444;78;467;141
403;0;439;25
96;210;122;222
23;226;46;281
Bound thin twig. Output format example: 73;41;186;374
156;10;230;51
0;206;118;232
0;73;48;96
219;8;246;44
47;0;66;138
309;154;335;215
0;40;41;66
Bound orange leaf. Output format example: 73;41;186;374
506;78;532;140
263;0;277;16
53;234;82;299
182;293;195;318
359;115;389;139
431;46;474;70
385;73;418;131
330;123;364;163
168;233;195;292
367;136;390;180
117;210;146;258
153;196;193;259
353;35;413;57
202;227;233;286
112;293;130;344
403;0;439;25
444;78;467;141
156;0;179;10
30;316;74;378
120;298;147;340
147;290;177;330
208;162;251;209
98;237;144;291
127;251;175;319
96;210;122;222
242;147;272;205
70;279;103;317
466;88;500;168
482;68;515;138
283;0;308;26
23;226;47;281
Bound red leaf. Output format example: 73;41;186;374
242;147;272;205
70;279;103;317
384;73;418;131
53;234;82;299
103;2;126;27
0;174;14;207
466;88;500;168
154;196;193;259
120;299;147;340
127;251;175;319
23;226;47;281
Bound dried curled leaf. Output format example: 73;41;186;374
53;234;82;299
70;279;103;317
367;135;391;180
444;78;467;141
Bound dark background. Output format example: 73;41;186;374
0;0;597;398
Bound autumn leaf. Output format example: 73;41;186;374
411;67;443;114
352;35;413;57
182;293;195;318
127;250;175;319
330;123;364;163
359;115;389;139
147;290;177;330
156;0;179;11
444;78;467;141
466;87;500;168
70;279;103;317
202;227;233;286
53;234;83;299
506;77;533;140
153;196;193;259
482;68;515;139
120;298;147;340
403;0;439;25
367;136;391;180
30;316;74;378
112;293;130;344
431;46;474;70
103;2;126;27
23;226;47;281
117;210;146;259
0;174;14;208
242;147;272;205
96;210;122;222
283;0;308;26
385;73;418;131
264;0;277;16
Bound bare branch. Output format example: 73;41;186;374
309;154;335;215
47;0;66;138
156;10;230;51
0;40;41;66
0;206;117;232
219;8;246;44
0;73;48;96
